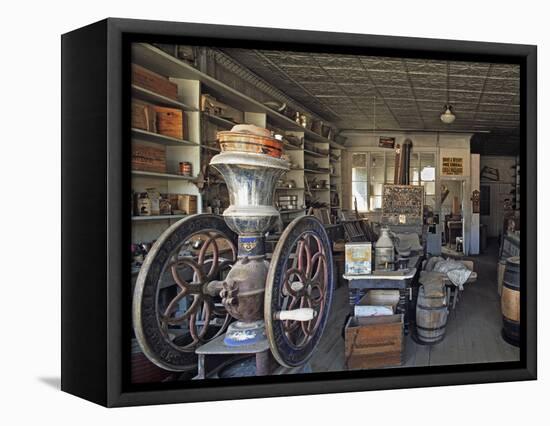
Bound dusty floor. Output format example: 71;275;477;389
310;239;519;372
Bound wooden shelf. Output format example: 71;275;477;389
279;209;306;214
131;42;345;245
132;170;196;181
304;168;330;174
132;43;346;149
203;113;236;128
200;144;221;152
310;188;330;191
304;149;327;158
133;43;306;131
304;131;345;149
283;141;302;151
131;84;197;111
132;214;187;221
132;128;198;146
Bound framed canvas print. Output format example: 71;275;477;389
61;18;536;407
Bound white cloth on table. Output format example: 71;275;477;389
424;257;472;290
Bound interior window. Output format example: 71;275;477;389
351;150;437;212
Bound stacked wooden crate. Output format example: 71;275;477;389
345;291;404;369
131;144;166;173
132;64;186;140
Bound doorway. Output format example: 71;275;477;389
440;179;466;254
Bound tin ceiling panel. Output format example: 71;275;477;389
220;47;520;132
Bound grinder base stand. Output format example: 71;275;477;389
195;333;271;379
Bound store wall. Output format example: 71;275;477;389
342;131;477;254
479;155;517;238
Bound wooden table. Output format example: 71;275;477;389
344;256;422;334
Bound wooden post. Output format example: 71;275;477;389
470;154;480;254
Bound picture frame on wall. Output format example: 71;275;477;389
379;136;396;149
61;18;537;407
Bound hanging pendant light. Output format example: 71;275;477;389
440;104;456;124
440;61;456;124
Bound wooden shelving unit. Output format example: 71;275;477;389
131;170;196;181
131;84;197;111
132;43;345;148
132;214;187;221
203;112;235;128
132;128;198;146
329;148;343;211
131;42;347;245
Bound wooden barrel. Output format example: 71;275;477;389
501;256;520;346
416;286;448;344
497;258;506;295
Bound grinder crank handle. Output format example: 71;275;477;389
274;308;317;321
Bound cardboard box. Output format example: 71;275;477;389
345;314;404;369
132;63;178;100
345;242;372;275
154;106;184;139
131;144;166;173
177;195;197;215
146;189;160;216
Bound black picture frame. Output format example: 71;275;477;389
61;18;537;407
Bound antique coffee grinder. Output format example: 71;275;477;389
133;125;334;378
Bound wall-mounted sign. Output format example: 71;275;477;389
379;136;395;149
442;157;464;175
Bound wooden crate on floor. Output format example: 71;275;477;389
345;314;404;369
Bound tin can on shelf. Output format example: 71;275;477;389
179;162;192;176
345;242;373;275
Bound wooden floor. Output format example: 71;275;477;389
310;240;519;372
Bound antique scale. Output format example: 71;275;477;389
133;125;334;378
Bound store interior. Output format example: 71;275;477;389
129;42;520;382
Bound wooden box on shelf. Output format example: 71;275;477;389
131;144;166;173
344;314;404;369
154;106;184;139
131;99;157;132
131;63;178;100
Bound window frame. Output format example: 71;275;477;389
351;149;437;212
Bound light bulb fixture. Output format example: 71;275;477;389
440;104;456;124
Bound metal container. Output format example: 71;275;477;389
211;125;290;236
217;125;284;158
179;161;192;176
345;242;372;275
375;227;395;271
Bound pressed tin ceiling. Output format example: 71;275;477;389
220;48;520;133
